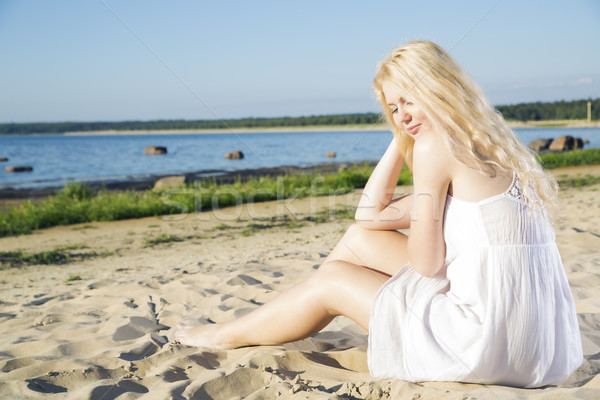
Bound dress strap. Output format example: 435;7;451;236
506;171;527;203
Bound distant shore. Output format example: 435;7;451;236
62;124;391;136
507;119;600;129
56;119;600;136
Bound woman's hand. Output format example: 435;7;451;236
355;138;412;230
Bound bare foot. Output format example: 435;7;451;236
172;322;233;349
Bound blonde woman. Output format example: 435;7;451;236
174;41;582;388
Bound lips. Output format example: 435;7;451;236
407;124;421;135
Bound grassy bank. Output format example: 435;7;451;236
0;163;411;237
1;149;599;238
538;148;600;169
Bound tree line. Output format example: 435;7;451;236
0;114;382;135
496;98;599;122
1;98;597;135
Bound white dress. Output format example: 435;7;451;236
368;174;583;388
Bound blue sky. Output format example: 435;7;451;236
0;0;598;123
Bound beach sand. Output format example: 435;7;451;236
0;167;599;399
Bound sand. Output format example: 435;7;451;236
0;167;599;399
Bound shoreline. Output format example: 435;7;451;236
0;161;374;207
2;119;597;136
507;119;600;129
63;125;392;136
2;161;599;212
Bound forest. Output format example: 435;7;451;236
0;98;597;135
496;98;599;122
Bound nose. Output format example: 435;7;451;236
394;106;411;126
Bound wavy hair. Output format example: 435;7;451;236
373;40;558;219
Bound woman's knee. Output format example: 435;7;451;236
340;223;371;249
314;259;342;279
313;259;374;289
311;260;385;323
345;222;368;239
312;260;353;290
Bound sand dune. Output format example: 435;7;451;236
0;170;599;399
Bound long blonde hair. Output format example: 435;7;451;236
374;41;558;219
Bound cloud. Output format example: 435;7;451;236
512;83;534;89
512;78;593;90
575;77;593;85
542;81;565;88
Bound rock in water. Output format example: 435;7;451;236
548;136;574;152
338;163;350;172
225;151;244;159
325;151;336;158
5;165;33;172
153;176;186;190
143;146;167;155
0;157;8;162
528;138;552;152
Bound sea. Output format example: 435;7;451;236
1;127;599;190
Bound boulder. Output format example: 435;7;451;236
153;176;186;191
5;165;33;172
548;136;575;152
0;157;8;162
143;146;167;155
337;163;350;172
225;151;244;160
574;137;585;149
528;138;552;152
325;152;337;158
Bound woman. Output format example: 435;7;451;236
173;41;582;388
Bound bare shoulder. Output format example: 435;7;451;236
412;132;456;183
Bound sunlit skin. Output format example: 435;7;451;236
384;82;434;139
172;83;513;349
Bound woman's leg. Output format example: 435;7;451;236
326;223;409;276
173;224;409;348
173;260;387;348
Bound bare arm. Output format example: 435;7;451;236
355;138;412;230
408;134;453;277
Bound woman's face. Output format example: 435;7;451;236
382;82;432;138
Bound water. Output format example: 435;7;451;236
0;127;598;190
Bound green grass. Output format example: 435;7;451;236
0;162;394;237
305;206;356;223
72;225;97;231
538;148;600;169
284;220;306;230
238;216;320;236
66;274;82;283
144;233;185;246
556;174;600;188
214;223;231;230
0;249;71;269
240;223;273;237
0;246;109;269
1;150;599;238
